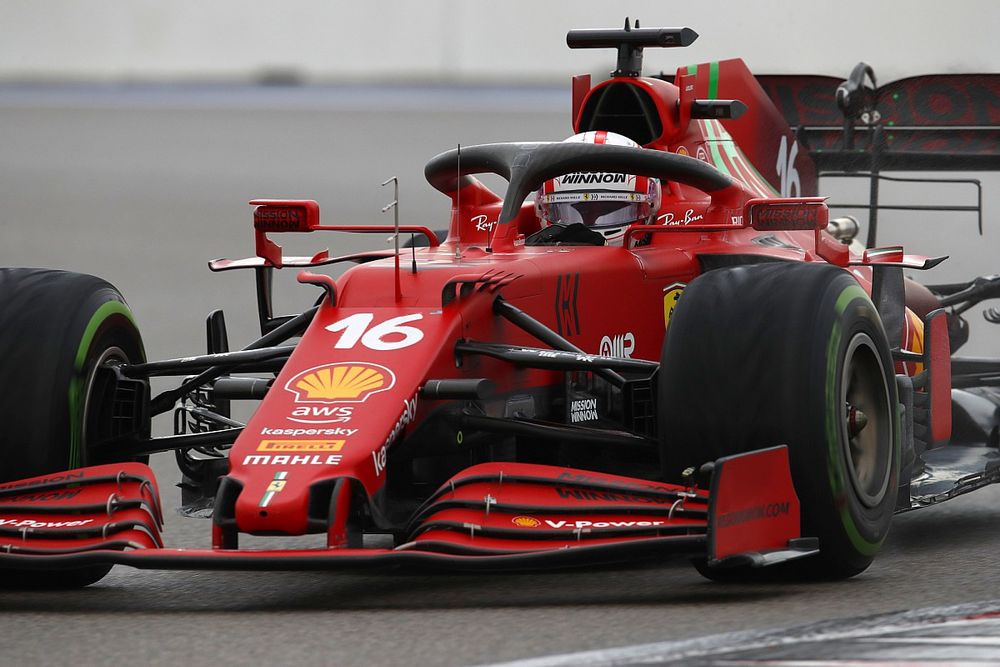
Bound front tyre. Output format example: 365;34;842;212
659;263;898;579
0;268;147;588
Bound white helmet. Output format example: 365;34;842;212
535;131;661;245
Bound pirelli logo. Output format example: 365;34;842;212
257;440;345;453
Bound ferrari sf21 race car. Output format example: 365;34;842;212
2;22;999;588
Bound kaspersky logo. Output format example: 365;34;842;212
284;362;396;404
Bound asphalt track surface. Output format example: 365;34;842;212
2;86;1000;666
492;600;1000;665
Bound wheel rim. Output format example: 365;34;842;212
840;333;892;508
80;345;129;464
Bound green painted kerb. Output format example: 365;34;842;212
67;300;136;467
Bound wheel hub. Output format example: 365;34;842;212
846;404;869;438
840;333;892;509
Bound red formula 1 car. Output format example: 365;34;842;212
2;22;999;588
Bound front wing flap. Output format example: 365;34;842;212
0;463;164;555
0;447;813;574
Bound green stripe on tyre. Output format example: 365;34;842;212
826;284;883;557
67;300;137;468
835;284;868;316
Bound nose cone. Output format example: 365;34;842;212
223;304;464;537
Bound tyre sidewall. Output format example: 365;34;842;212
799;277;899;572
0;269;144;481
68;297;145;468
658;263;899;578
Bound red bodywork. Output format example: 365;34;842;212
1;49;948;576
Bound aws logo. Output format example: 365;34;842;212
284;362;396;404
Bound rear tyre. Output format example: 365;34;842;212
0;268;147;588
659;263;898;580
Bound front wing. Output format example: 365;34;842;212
0;447;815;574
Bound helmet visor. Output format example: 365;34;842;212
537;192;654;229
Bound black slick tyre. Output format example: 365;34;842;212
658;262;898;580
0;268;147;588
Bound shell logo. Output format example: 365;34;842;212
511;516;541;528
284;362;396;404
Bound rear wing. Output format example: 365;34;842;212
756;68;1000;246
756;70;1000;172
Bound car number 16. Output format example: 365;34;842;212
325;313;425;350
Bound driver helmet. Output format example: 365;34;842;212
535;131;661;245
